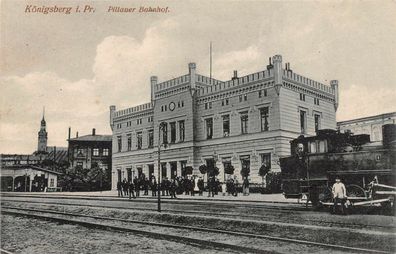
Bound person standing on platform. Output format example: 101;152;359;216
151;177;157;196
128;180;135;199
332;177;347;214
198;177;204;196
122;179;128;197
117;181;123;197
134;176;140;197
170;179;177;199
222;181;227;196
143;177;149;195
233;176;239;197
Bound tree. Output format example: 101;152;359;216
199;164;207;175
184;166;193;175
224;164;235;175
258;164;270;188
208;166;220;177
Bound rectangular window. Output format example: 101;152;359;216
103;148;109;156
300;110;307;134
205;103;208;109
117;136;122;152
258;90;262;98
50;178;54;187
300;93;305;101
127;134;132;151
225;98;229;105
137;132;142;150
240;111;248;134
93;148;99;156
162;123;168;144
179;120;185;142
223;115;230;137
209;102;212;109
148;130;154;148
260;107;269;131
264;89;267;97
239;95;242;102
206;118;213;139
244;94;247;101
221;100;224;106
314;114;321;133
261;153;271;169
76;148;84;156
170;122;176;143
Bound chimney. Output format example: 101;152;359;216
232;70;238;80
92;128;96;136
68;127;71;140
76;131;79;138
266;57;273;70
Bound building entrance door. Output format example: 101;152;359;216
117;170;121;183
127;168;132;182
148;165;154;180
170;162;177;179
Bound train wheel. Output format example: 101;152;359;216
346;184;367;199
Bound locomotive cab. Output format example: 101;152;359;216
280;125;396;210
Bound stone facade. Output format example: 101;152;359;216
337;112;396;142
109;54;338;190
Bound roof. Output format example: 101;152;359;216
68;134;112;142
1;164;62;175
337;112;396;126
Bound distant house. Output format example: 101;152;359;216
67;128;112;190
1;164;61;192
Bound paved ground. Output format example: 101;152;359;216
9;190;301;203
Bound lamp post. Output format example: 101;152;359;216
157;122;168;212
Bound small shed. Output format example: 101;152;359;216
1;165;61;192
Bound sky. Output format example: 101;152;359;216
1;0;395;154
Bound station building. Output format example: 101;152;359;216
109;54;339;190
337;112;396;142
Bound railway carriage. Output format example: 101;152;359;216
280;124;396;211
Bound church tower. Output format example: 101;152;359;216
37;108;48;153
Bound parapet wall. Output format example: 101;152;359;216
155;74;190;92
282;69;334;95
197;69;273;96
114;102;153;119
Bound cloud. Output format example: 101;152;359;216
0;18;203;153
337;84;396;121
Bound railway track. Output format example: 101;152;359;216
2;206;392;254
2;197;394;231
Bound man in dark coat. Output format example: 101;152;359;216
151;177;157;196
170;179;177;199
198;177;204;196
117;181;122;197
191;176;195;196
128;180;135;199
133;177;140;197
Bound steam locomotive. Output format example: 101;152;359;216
280;124;396;210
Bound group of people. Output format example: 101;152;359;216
116;174;248;199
